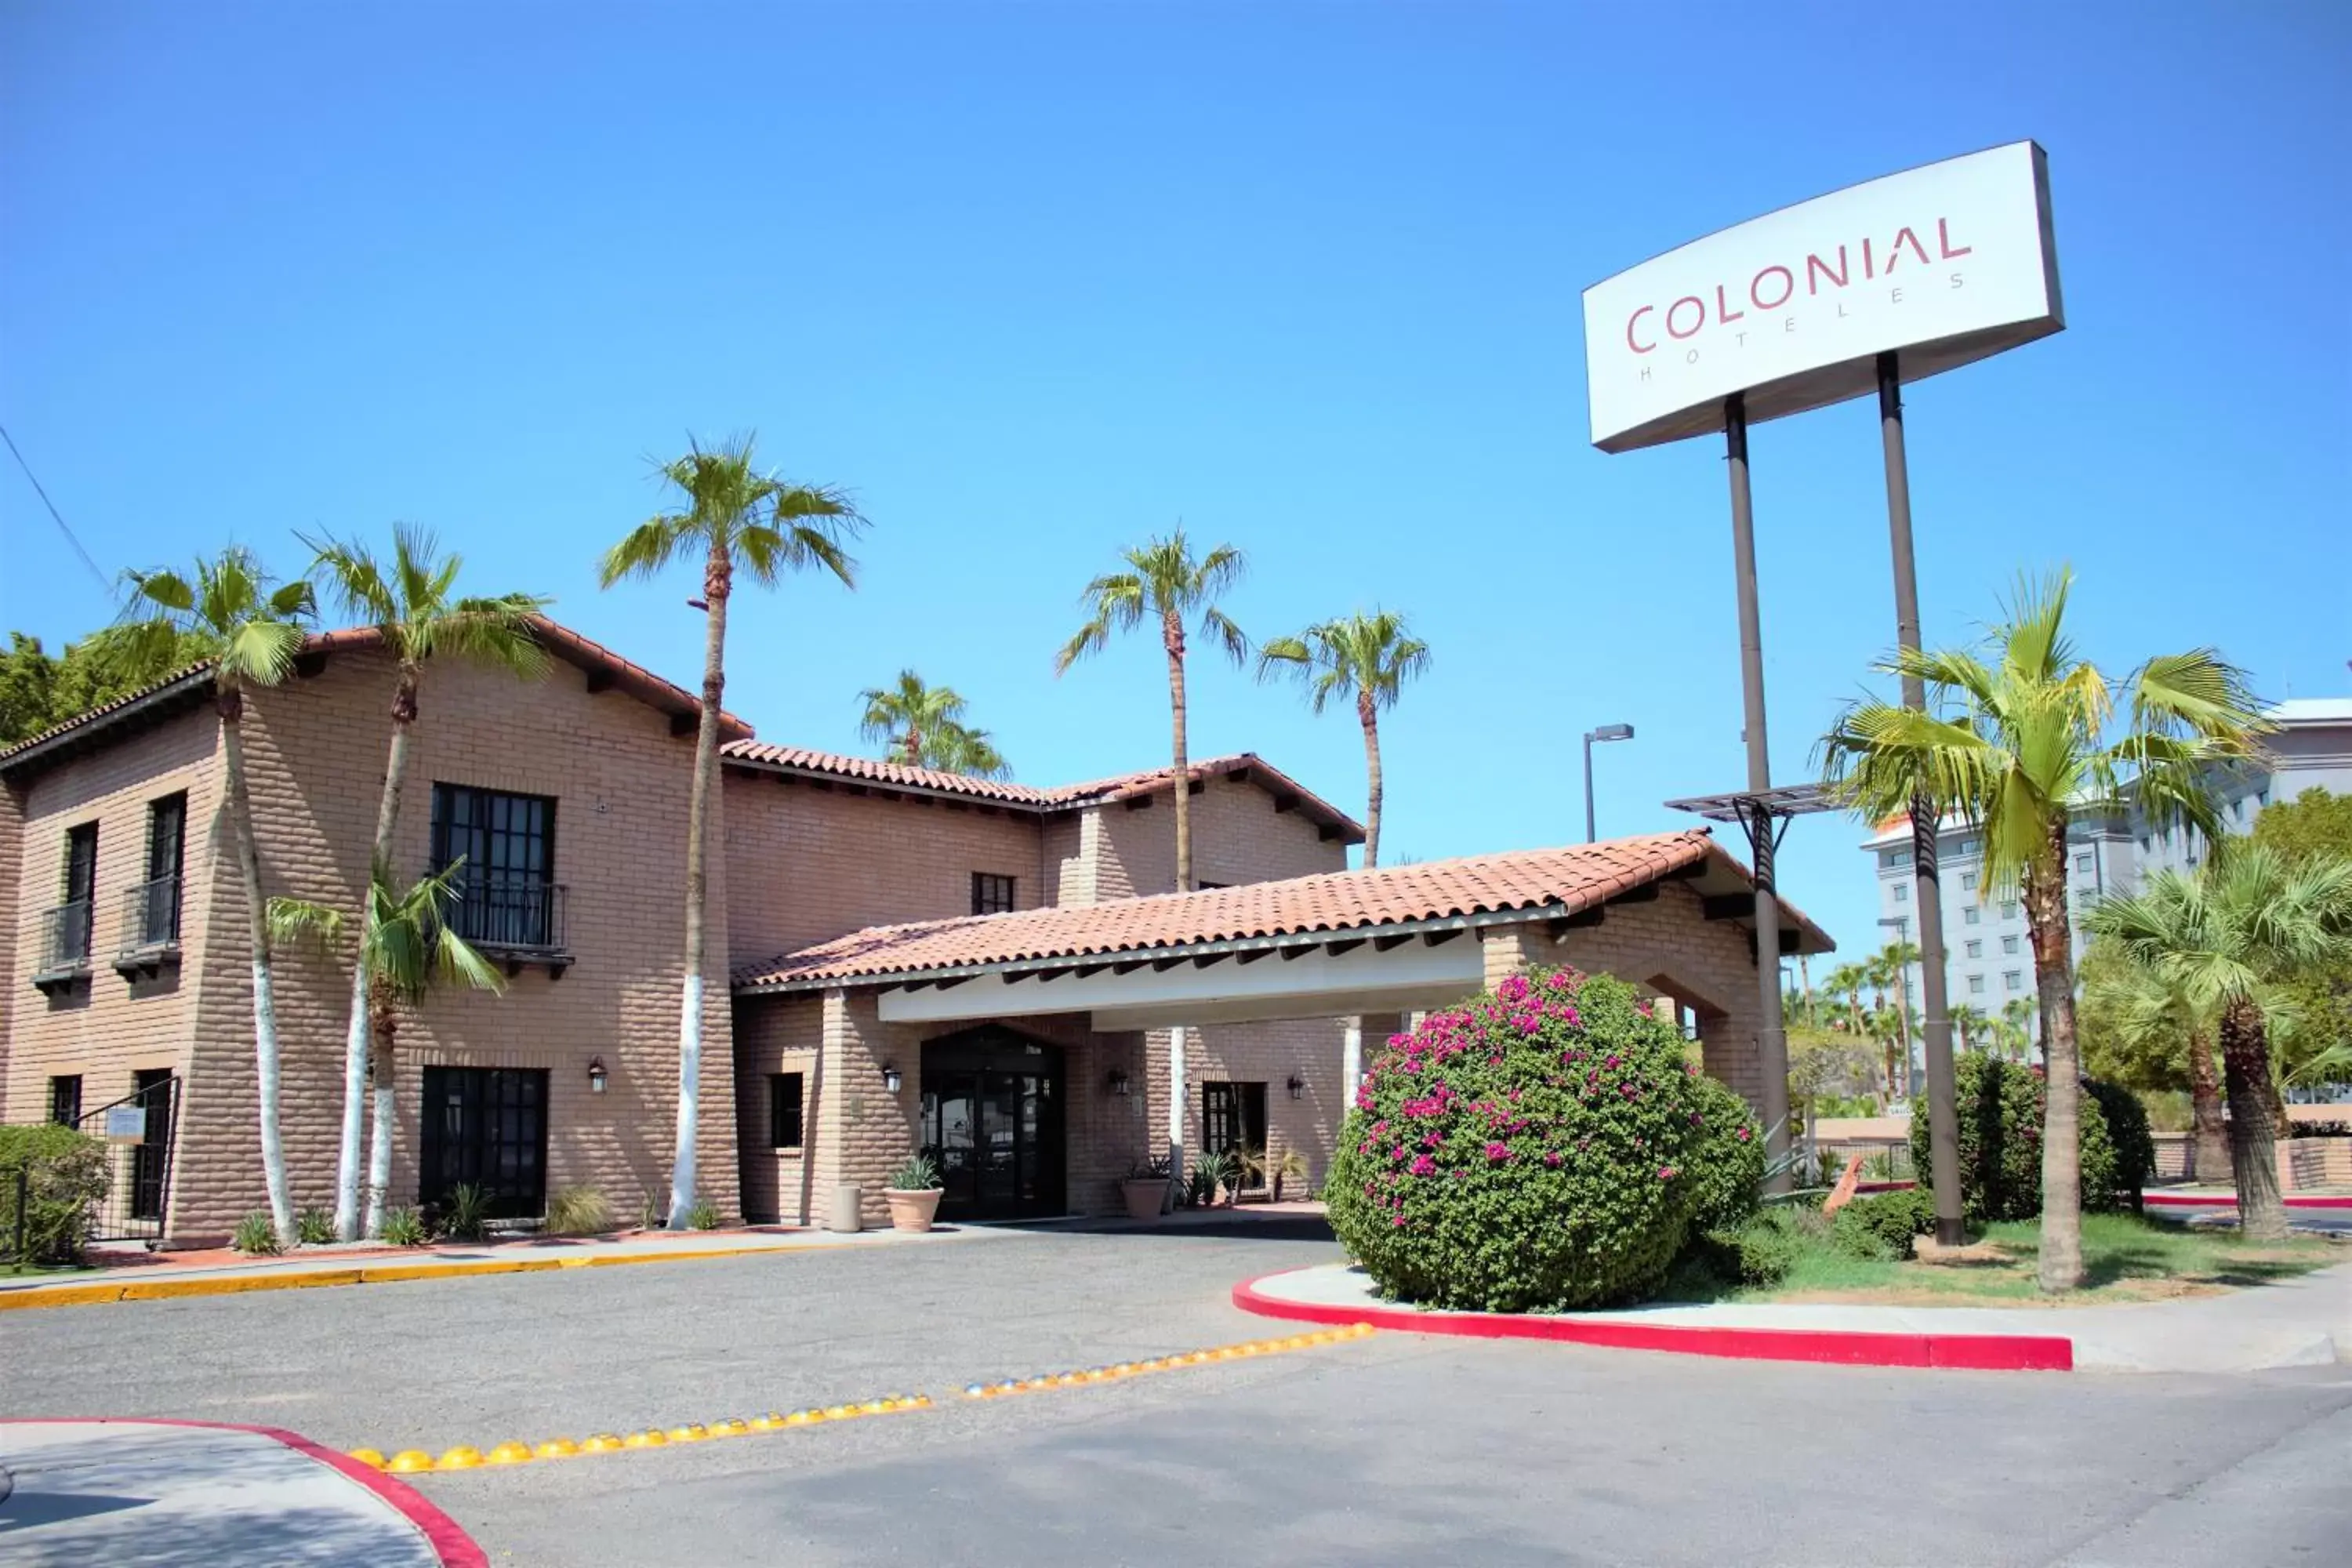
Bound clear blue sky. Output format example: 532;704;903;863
4;2;2347;964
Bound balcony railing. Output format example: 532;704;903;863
33;898;93;989
445;873;568;966
115;875;183;977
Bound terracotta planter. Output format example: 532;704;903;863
1120;1179;1167;1222
884;1187;944;1233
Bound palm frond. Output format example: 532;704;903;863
1199;606;1250;667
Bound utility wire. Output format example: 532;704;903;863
1;421;114;593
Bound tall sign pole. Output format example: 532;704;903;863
1877;351;1963;1245
1725;392;1792;1192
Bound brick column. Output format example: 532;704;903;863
1479;921;1560;989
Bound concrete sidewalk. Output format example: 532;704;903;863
0;1221;1000;1311
1246;1260;2352;1372
0;1418;482;1566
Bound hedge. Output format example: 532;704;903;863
1327;967;1761;1312
1910;1054;2145;1222
0;1123;111;1265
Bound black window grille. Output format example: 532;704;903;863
418;1066;550;1218
971;873;1016;915
49;1075;82;1126
430;784;560;949
130;1069;173;1222
1203;1080;1268;1173
769;1073;805;1148
129;792;187;946
48;822;98;968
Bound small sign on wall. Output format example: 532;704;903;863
104;1106;147;1143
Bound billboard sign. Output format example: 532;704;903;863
1583;141;2063;453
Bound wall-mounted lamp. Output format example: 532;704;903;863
881;1063;902;1094
1107;1069;1131;1098
1286;1074;1305;1102
587;1057;608;1094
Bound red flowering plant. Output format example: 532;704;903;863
1326;966;1756;1312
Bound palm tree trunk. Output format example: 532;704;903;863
1163;609;1190;891
337;668;419;1240
220;679;296;1245
2025;829;2085;1292
1358;695;1383;869
667;542;728;1228
364;985;397;1237
2219;999;2288;1240
2187;1029;2229;1183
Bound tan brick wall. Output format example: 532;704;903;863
2;706;221;1133
721;771;1045;966
1091;775;1348;897
731;993;822;1224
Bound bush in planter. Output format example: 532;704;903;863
1910;1054;2131;1222
0;1123;110;1265
1326;967;1728;1312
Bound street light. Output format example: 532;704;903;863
1583;724;1635;842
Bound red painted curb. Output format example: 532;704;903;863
1231;1276;2074;1372
2141;1192;2350;1210
0;1417;487;1566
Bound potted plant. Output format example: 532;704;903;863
1230;1145;1269;1203
1120;1156;1172;1222
884;1152;945;1233
1272;1147;1310;1203
1189;1149;1235;1208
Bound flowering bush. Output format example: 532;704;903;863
1326;967;1755;1312
1680;1071;1766;1234
1911;1054;2126;1223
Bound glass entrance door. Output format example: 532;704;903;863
920;1029;1065;1221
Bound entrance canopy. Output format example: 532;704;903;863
732;829;1834;1031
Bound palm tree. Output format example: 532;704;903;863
1052;528;1247;892
2001;996;2041;1062
2081;938;2230;1183
601;437;866;1228
1820;569;2270;1290
1877;940;1922;1098
2085;851;2352;1239
122;550;315;1245
1256;609;1429;868
270;861;508;1231
1822;962;1870;1042
857;670;1009;778
303;524;548;1240
1948;1003;1991;1054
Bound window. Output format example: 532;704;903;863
54;822;98;967
2000;901;2020;921
1879;848;1904;868
430;784;557;948
971;873;1016;916
1964;939;1982;959
1202;1081;1269;1174
49;1075;82;1126
768;1073;805;1149
1961;871;1978;892
1893;882;1909;904
129;1069;173;1221
136;792;187;946
2074;851;2093;875
2004;971;2023;993
1963;906;1980;927
2002;935;2020;956
1968;975;1987;995
1958;838;1979;856
2257;789;2269;808
1193;880;1229;891
419;1066;548;1217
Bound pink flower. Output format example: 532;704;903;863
1392;1214;1408;1227
1409;1155;1437;1177
1542;1150;1563;1167
1484;1142;1512;1163
1497;975;1531;1004
1737;1127;1751;1142
1658;1166;1676;1181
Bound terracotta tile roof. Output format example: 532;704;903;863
719;744;1364;840
0;614;749;771
734;829;1834;989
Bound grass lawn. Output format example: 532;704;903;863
2;1259;95;1279
1725;1212;2341;1308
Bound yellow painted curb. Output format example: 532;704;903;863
0;1240;832;1313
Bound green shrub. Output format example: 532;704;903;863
378;1207;428;1246
1832;1188;1936;1261
545;1185;614;1236
887;1153;942;1192
440;1182;488;1241
1326;967;1718;1312
233;1210;283;1255
1681;1072;1766;1233
683;1197;721;1231
0;1123;110;1265
2084;1080;2154;1211
1695;1209;1808;1287
295;1207;336;1245
1911;1056;2131;1222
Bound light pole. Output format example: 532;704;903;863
1583;723;1635;842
